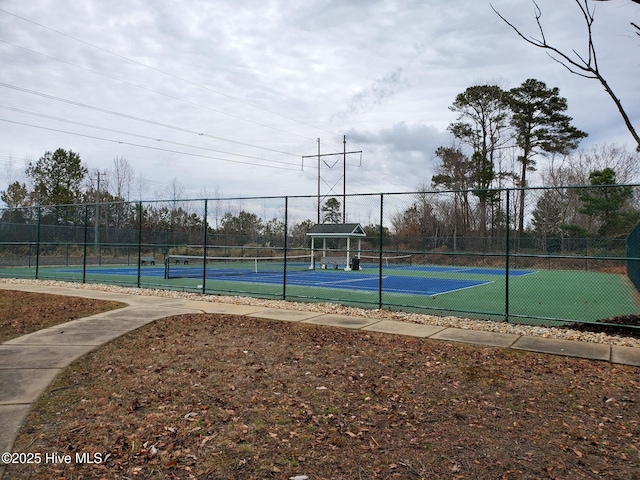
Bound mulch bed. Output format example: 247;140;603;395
561;315;640;339
0;290;125;343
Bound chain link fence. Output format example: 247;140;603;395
1;185;639;328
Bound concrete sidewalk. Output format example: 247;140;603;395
1;282;639;478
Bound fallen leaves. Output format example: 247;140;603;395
6;312;640;479
0;290;125;342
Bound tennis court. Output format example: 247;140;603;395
73;259;640;324
2;187;640;327
60;261;512;297
0;255;635;325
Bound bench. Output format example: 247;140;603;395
140;256;155;265
167;255;190;265
320;256;361;270
320;256;344;269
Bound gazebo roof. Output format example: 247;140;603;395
306;223;366;238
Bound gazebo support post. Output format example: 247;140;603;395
309;237;315;269
344;237;352;271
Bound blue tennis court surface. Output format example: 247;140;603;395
361;264;534;277
58;263;535;296
241;271;492;296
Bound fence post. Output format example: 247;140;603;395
283;196;289;301
202;199;208;294
35;206;41;279
505;189;510;323
379;193;384;309
83;205;88;284
137;202;142;288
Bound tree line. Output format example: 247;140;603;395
417;79;639;245
2;78;639;250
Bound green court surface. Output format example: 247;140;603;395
1;263;638;326
388;269;639;324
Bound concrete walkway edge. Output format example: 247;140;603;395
1;282;639;478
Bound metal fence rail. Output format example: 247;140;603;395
1;186;639;329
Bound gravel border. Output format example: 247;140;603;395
2;278;639;348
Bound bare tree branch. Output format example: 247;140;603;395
490;0;640;150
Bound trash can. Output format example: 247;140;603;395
351;257;360;271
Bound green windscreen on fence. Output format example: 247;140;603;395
2;187;640;327
627;222;640;292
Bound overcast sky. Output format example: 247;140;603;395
1;0;638;204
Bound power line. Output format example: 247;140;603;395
0;118;302;172
0;9;421;196
0;82;301;157
0;39;317;142
0;7;338;138
0;104;300;168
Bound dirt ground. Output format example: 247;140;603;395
3;290;640;479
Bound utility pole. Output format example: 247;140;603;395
343;135;346;223
317;138;321;223
302;136;361;224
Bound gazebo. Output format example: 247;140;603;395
306;223;366;271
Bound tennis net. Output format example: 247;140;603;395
164;254;311;279
358;254;413;268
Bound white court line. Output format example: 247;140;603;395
384;280;495;296
309;276;386;286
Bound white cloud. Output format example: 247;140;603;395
0;0;638;205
